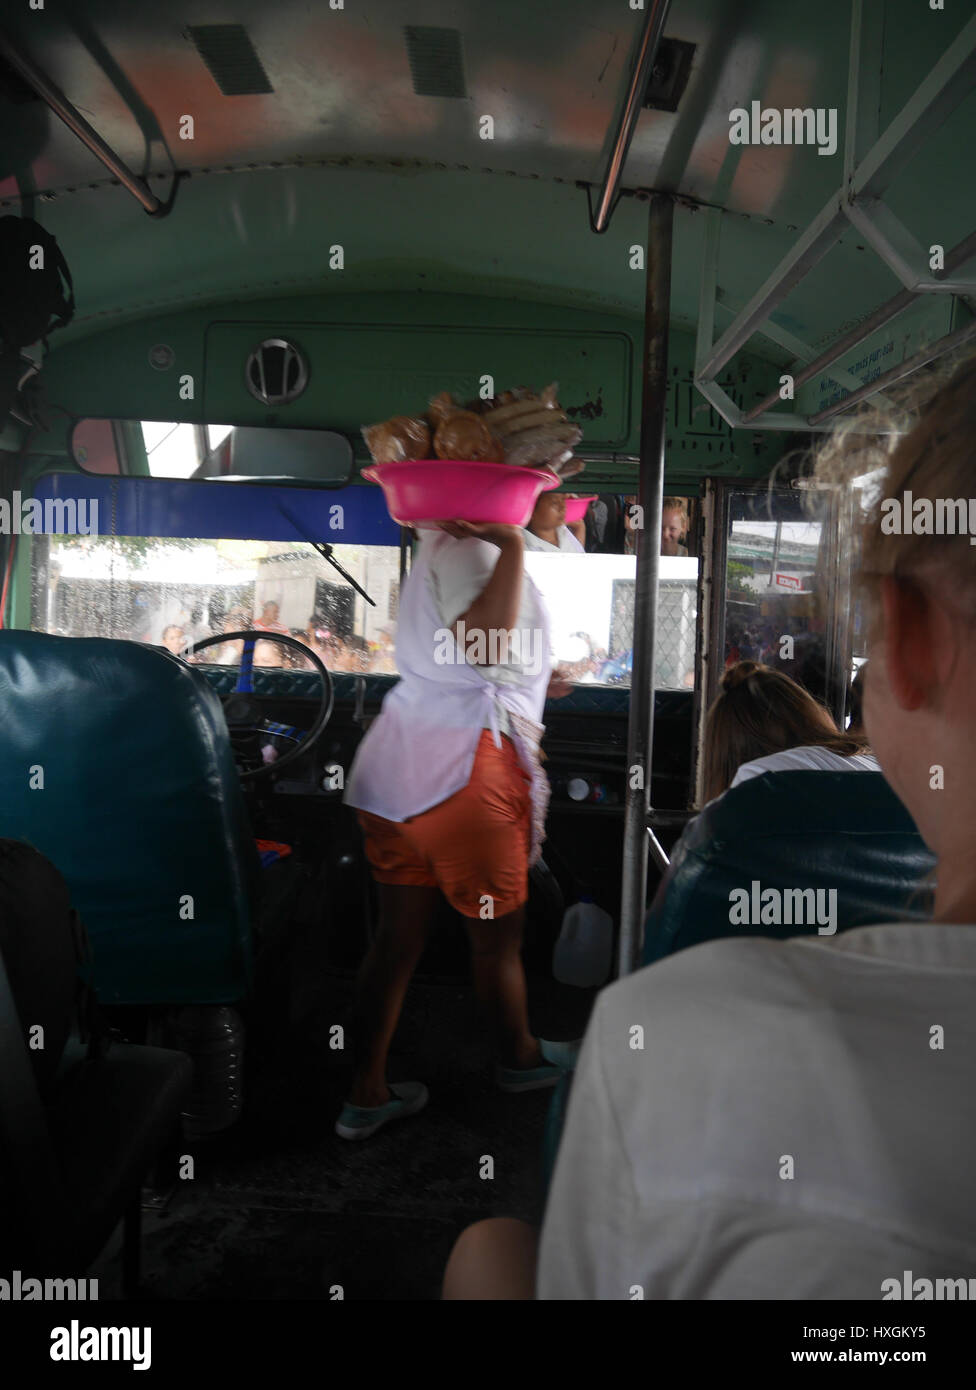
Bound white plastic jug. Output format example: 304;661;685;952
553;896;614;987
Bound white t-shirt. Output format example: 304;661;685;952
343;534;551;822
538;923;976;1300
426;534;550;687
731;745;881;787
523;526;585;554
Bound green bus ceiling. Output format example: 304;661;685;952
1;0;974;468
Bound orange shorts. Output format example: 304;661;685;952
357;730;532;918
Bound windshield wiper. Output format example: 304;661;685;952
278;503;375;607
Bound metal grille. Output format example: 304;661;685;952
188;25;273;97
404;27;466;99
609;578;697;690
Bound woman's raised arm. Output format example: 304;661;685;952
438;521;525;648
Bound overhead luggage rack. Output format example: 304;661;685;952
692;6;976;433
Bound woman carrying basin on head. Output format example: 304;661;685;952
338;516;575;1140
524;490;586;553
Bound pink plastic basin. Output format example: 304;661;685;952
563;494;598;524
362;459;560;528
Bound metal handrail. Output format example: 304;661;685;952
0;29;162;216
591;0;673;233
646;825;671;876
617;193;673;977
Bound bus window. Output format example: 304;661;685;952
724;490;829;705
31;534;402;674
524;550;698;691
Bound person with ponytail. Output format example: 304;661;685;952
701;660;878;804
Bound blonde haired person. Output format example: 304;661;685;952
622;495;689;556
444;354;976;1300
660;496;689;556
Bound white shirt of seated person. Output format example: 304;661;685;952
730;743;881;786
541;364;976;1300
538;920;976;1300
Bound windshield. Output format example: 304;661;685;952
31;534;698;689
32;536;400;673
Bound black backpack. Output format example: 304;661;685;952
0;839;104;1098
0;216;75;354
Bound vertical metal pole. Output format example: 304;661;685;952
823;490;856;727
703;483;730;745
618;194;673;978
770;519;783;587
691;478;724;808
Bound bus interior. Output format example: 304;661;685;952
0;0;974;1317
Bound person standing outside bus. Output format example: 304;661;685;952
253;599;289;634
338;519;574;1139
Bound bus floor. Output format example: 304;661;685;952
89;919;598;1301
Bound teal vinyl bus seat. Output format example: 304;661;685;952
0;632;257;1006
642;770;935;966
0;840;192;1286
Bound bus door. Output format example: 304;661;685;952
692;477;857;806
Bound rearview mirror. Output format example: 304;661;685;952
70;419;354;487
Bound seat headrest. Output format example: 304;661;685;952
643;771;936;965
0;632;255;1006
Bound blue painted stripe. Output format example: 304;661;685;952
32;474;400;545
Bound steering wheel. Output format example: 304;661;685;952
189;630;335;781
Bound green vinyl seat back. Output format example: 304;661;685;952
0;631;257;1005
642;770;936;966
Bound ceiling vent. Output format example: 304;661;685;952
245;339;308;406
187;24;273;96
404;26;467;99
642;38;696;113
